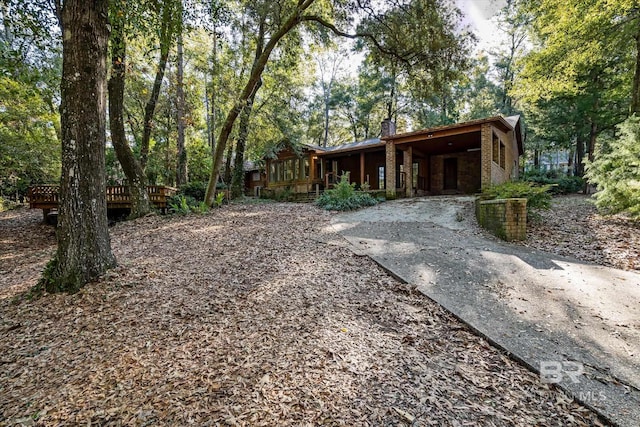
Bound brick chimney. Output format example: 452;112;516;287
381;118;396;137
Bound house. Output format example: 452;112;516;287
264;115;523;198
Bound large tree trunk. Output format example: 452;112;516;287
140;0;173;169
231;79;261;198
44;0;116;293
176;31;187;186
108;5;151;218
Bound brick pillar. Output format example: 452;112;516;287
403;147;413;197
481;123;493;189
385;141;396;198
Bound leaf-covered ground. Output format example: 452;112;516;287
1;204;605;426
520;195;640;271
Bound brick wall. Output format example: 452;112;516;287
429;151;481;194
476;198;527;241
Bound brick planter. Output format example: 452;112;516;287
476;198;527;241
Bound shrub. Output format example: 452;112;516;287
315;174;378;211
482;181;552;214
168;194;209;215
179;181;207;201
522;170;584;194
585;116;640;218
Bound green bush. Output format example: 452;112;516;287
585;116;640;218
482;181;552;213
522;169;584;194
315;174;378;211
168;194;209;215
179;181;207;201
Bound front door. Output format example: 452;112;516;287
443;158;457;190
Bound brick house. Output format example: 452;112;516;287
264;115;523;198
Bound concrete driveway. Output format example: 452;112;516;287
330;196;640;427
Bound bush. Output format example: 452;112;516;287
315;174;378;211
585;116;640;218
482;181;552;213
522;169;584;194
179;181;207;201
168;194;209;215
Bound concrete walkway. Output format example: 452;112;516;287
330;197;640;427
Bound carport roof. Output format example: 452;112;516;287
381;115;523;155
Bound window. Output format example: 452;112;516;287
252;172;260;181
284;159;294;180
293;159;299;180
303;159;310;178
378;166;385;190
277;161;283;182
269;163;276;182
412;162;419;189
500;142;506;169
492;134;499;164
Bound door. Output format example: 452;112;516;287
443;158;458;190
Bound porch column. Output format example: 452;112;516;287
403;147;413;197
481;123;492;189
360;152;365;186
385;141;396;198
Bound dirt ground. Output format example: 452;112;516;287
520;195;640;271
1;204;605;426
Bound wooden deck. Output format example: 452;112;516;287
28;185;177;212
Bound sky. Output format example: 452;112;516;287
456;0;508;51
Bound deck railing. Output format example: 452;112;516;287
28;185;177;210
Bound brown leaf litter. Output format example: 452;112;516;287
520;194;640;270
1;204;607;426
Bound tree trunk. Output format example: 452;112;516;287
632;31;640;115
223;141;234;186
108;4;151;218
176;31;187;186
587;121;597;163
231;79;261;198
140;1;173;169
575;135;585;176
45;0;116;293
204;0;322;205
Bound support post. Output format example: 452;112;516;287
403;147;413;197
481;123;493;189
360;151;365;186
385;141;396;198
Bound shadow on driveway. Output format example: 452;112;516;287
331;197;640;427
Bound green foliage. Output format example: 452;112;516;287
522;169;584;194
585;116;640;217
0;76;61;199
168;194;210;215
272;187;294;202
179;181;207;201
482;181;552;213
315;174;378;211
213;192;225;208
0;196;20;212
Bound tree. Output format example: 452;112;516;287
514;0;635;174
108;0;151;218
585;115;640;217
42;0;116;293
